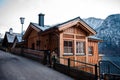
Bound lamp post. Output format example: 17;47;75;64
20;17;25;36
20;17;25;56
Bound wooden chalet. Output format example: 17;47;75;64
2;28;22;51
23;13;101;65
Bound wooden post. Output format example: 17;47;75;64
99;61;101;79
59;33;64;64
85;37;88;63
108;64;110;74
59;33;63;58
74;35;76;67
95;64;98;80
21;47;24;56
68;58;70;68
53;55;56;68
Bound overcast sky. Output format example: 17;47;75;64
0;0;120;37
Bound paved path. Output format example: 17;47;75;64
0;50;73;80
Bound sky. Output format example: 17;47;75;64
0;0;120;37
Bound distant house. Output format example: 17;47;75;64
2;28;22;51
23;14;101;64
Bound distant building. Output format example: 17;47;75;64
23;13;102;65
2;28;22;51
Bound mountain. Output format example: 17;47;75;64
84;14;120;56
83;17;104;29
96;14;120;56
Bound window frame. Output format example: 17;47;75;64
36;40;40;46
63;40;73;55
76;41;85;56
88;46;94;56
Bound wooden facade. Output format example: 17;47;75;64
23;16;101;65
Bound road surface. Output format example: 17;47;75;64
0;50;73;80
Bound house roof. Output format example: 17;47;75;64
57;17;96;35
31;22;50;31
23;23;51;39
5;32;22;43
36;17;96;33
23;16;97;39
16;34;22;42
88;36;102;42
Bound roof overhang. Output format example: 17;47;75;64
57;17;96;36
88;37;103;42
23;23;41;40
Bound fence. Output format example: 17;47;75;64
11;48;22;55
99;60;120;79
11;48;51;65
52;56;98;80
104;73;120;80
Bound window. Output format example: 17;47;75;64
76;42;85;55
31;43;35;50
36;40;40;46
64;41;73;55
88;46;93;55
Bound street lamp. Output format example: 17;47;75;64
20;17;25;36
20;17;25;56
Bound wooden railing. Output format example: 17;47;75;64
104;73;120;80
99;60;120;79
11;48;51;64
52;56;98;80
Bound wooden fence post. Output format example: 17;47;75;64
21;48;24;56
95;64;98;80
108;64;110;73
68;58;70;68
53;56;56;68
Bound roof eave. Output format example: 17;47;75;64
88;38;103;42
23;23;42;40
57;20;96;36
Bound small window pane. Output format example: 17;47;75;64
88;46;93;55
64;41;68;46
76;42;85;55
64;41;73;53
69;41;72;46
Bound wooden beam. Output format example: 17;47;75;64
85;37;88;63
59;33;63;58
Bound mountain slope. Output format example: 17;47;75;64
96;14;120;56
83;17;104;29
84;14;120;56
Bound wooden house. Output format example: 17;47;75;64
23;14;101;65
2;28;22;51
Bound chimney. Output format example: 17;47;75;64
38;13;45;27
9;28;13;34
